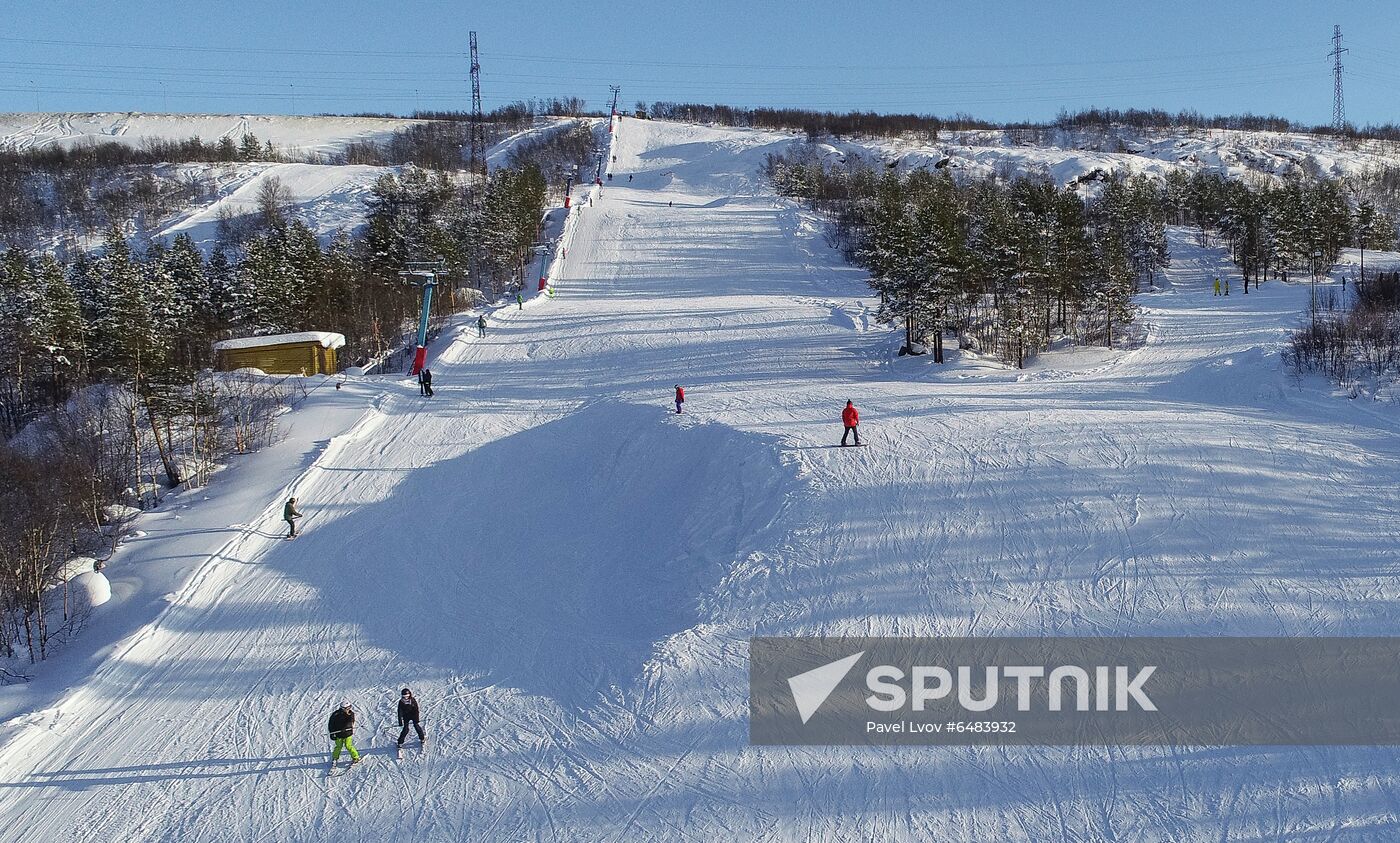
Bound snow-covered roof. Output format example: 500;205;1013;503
213;332;346;351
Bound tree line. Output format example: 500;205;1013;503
767;145;1398;367
766;148;1168;365
1157;169;1395;289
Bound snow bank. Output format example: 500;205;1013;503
70;571;111;609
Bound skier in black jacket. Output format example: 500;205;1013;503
327;701;361;766
397;688;426;747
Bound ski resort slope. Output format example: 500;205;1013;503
4;118;1400;841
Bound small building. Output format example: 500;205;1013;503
213;331;346;375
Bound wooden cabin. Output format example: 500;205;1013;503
213;332;346;375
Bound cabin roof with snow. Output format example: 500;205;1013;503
213;332;346;352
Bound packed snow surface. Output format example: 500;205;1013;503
1;118;1400;841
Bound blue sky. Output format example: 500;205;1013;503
4;0;1398;126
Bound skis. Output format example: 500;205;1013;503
325;758;366;778
395;738;426;761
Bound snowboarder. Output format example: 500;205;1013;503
674;385;685;414
516;292;524;310
477;315;487;337
328;701;361;767
1213;277;1221;296
841;400;861;447
284;497;302;538
418;368;434;397
397;688;426;749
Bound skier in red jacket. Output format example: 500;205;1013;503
675;385;685;414
841;400;860;446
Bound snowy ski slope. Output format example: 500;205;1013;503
2;118;1400;840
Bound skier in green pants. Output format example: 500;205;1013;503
328;701;361;767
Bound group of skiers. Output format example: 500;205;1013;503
1213;276;1231;296
326;688;426;769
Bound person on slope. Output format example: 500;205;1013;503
328;701;361;767
517;292;524;310
419;367;434;397
1224;278;1230;296
397;688;426;748
284;497;302;538
477;315;487;338
1213;277;1221;296
841;400;861;447
675;385;685;414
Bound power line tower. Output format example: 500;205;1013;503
609;84;621;119
469;31;486;175
1329;24;1348;132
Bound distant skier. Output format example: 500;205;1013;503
327;701;361;767
418;367;434;397
477;315;487;337
628;174;633;182
284;497;302;538
668;201;672;208
675;385;685;414
1224;278;1230;296
517;292;524;310
1213;277;1221;296
397;688;426;749
841;400;861;447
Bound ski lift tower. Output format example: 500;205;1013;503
400;260;446;376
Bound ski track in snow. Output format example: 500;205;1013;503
2;119;1400;841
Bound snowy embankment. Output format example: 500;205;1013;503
0;118;1398;841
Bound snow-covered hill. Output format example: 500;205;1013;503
822;124;1400;189
1;116;1399;841
0;112;589;250
0;112;427;156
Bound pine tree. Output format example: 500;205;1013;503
164;233;209;369
35;254;84;399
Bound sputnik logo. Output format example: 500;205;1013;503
787;651;864;724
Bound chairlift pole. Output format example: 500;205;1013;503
400;261;445;375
